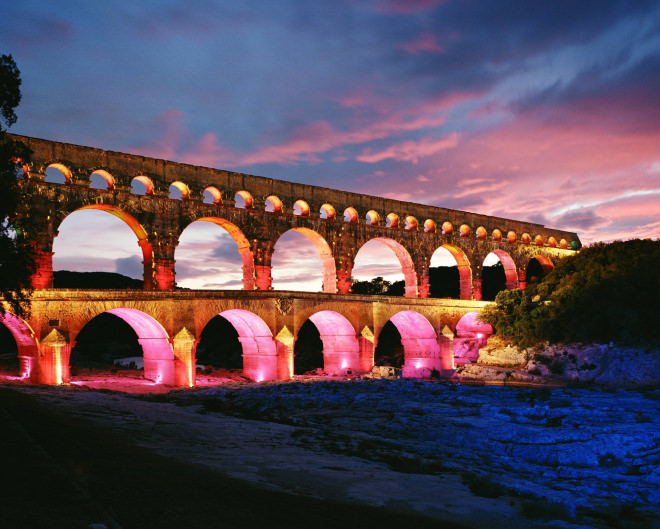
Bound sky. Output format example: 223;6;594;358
2;1;659;290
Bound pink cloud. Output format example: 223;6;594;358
400;33;445;54
357;132;460;164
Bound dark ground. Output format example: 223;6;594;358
0;388;468;529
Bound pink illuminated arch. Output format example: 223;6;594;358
0;313;39;380
355;237;418;297
191;217;255;290
213;309;277;382
387;311;445;377
105;308;174;384
454;312;493;365
306;310;359;374
274;228;336;292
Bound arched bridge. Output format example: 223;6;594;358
2;134;580;386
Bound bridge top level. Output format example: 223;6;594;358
10;134;579;246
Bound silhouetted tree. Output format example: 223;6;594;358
0;54;34;317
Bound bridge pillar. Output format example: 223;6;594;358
172;328;197;387
336;268;352;294
37;329;71;385
472;278;482;301
517;268;527;290
275;326;294;379
255;265;273;290
358;326;374;372
30;236;54;289
252;239;274;291
437;326;455;373
138;239;155;290
154;259;176;290
416;268;430;298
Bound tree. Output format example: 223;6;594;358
0;54;34;317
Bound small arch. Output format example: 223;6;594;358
454;312;492;366
386;213;399;229
482;250;517;300
11;157;28;178
366;210;380;226
405;216;418;231
235;190;253;209
442;222;453;235
293;199;310;217
492;229;502;242
386;311;446;378
430;244;472;300
459;224;471;237
476;226;487;239
560;238;568;249
507;231;517;243
203;186;222;205
131;175;154;196
169;181;190;201
104;308;175;384
89;170;114;190
521;233;531;245
424;219;436;233
45;163;71;184
300;311;360;374
548;237;557;248
265;195;283;213
343;207;358;223
320;203;336;220
534;235;544;247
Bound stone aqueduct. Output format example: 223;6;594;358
1;134;580;386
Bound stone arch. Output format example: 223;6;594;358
273;227;336;293
320;203;335;219
431;244;472;300
169;181;190;200
424;219;436;233
293;199;310;216
203;186;222;205
235;190;253;209
265;195;283;213
386;213;399;228
210;309;277;382
526;254;554;283
365;209;380;226
131;175;154;195
60;205;154;289
442;221;453;235
188;216;255;290
89;169;114;190
405;216;418;231
355;237;418;297
45;162;72;184
0;313;39;381
454;312;492;366
386;311;446;378
303;310;359;374
343;207;358;223
485;249;518;291
103;308;175;384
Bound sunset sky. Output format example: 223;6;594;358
2;1;659;290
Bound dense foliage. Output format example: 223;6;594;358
0;54;34;317
480;239;660;347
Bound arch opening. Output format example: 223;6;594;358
320;204;335;220
131;175;153;195
454;312;493;366
365;210;380;226
208;309;277;382
386;213;399;229
0;313;38;380
293;200;310;216
295;311;359;375
271;228;335;293
169;181;190;201
344;207;358;223
429;245;472;300
53;207;151;289
352;238;417;297
526;255;554;285
265;195;283;213
90;170;114;190
482;250;517;301
235;190;253;209
374;320;404;367
176;217;252;290
196;315;242;369
45;163;70;184
424;219;436;233
203;186;222;205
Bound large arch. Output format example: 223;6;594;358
355;237;418;297
386;311;447;378
481;250;517;301
430;244;472;300
527;254;554;280
0;313;39;380
272;228;336;293
178;217;254;290
57;205;154;288
454;312;493;365
103;308;175;384
212;309;277;382
305;311;359;374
